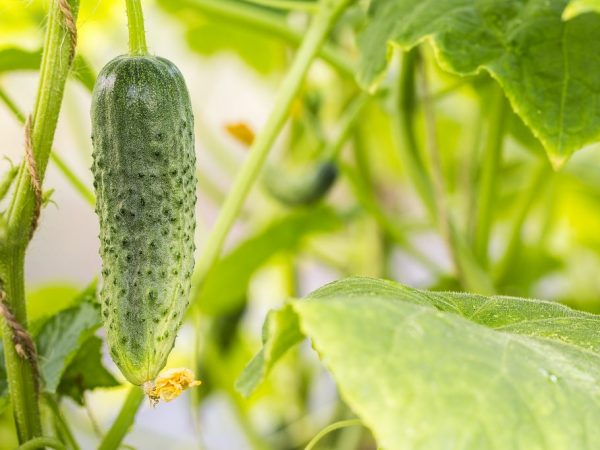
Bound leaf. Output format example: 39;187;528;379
195;207;342;316
0;47;94;91
357;0;600;167
27;281;96;324
235;304;303;396
35;302;102;393
563;0;600;19
57;336;119;404
240;277;600;448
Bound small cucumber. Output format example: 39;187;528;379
263;160;338;207
91;55;196;386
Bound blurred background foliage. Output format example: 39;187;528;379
2;0;600;449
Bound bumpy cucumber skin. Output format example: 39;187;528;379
91;55;196;386
264;161;338;206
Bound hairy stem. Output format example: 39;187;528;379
0;0;80;442
192;0;352;301
97;387;145;450
125;0;148;55
473;85;507;266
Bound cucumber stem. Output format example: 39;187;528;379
97;387;145;450
125;0;148;55
192;0;352;297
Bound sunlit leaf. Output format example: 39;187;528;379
240;277;600;448
358;0;600;167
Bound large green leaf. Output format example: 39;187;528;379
35;302;101;393
239;277;600;448
57;336;119;404
358;0;600;167
195;207;342;316
564;0;600;18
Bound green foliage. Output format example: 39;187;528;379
57;337;118;405
358;0;600;166
240;277;600;448
236;304;302;396
0;284;116;410
35;302;101;393
197;206;342;315
157;0;288;73
27;281;95;324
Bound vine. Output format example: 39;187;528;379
0;0;80;442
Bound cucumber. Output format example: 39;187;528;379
91;55;196;386
263;160;338;206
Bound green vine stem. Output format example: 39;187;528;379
186;0;353;77
418;57;494;294
495;162;548;284
392;48;436;218
0;0;80;443
191;0;352;301
125;0;148;55
324;92;371;161
44;394;81;450
97;387;145;450
49;153;95;206
473;85;507;266
16;437;66;450
0;87;95;206
304;419;363;450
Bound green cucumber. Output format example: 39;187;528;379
263;160;338;206
91;55;196;386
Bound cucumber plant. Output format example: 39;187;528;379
2;0;600;449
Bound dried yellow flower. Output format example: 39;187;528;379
143;368;201;406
